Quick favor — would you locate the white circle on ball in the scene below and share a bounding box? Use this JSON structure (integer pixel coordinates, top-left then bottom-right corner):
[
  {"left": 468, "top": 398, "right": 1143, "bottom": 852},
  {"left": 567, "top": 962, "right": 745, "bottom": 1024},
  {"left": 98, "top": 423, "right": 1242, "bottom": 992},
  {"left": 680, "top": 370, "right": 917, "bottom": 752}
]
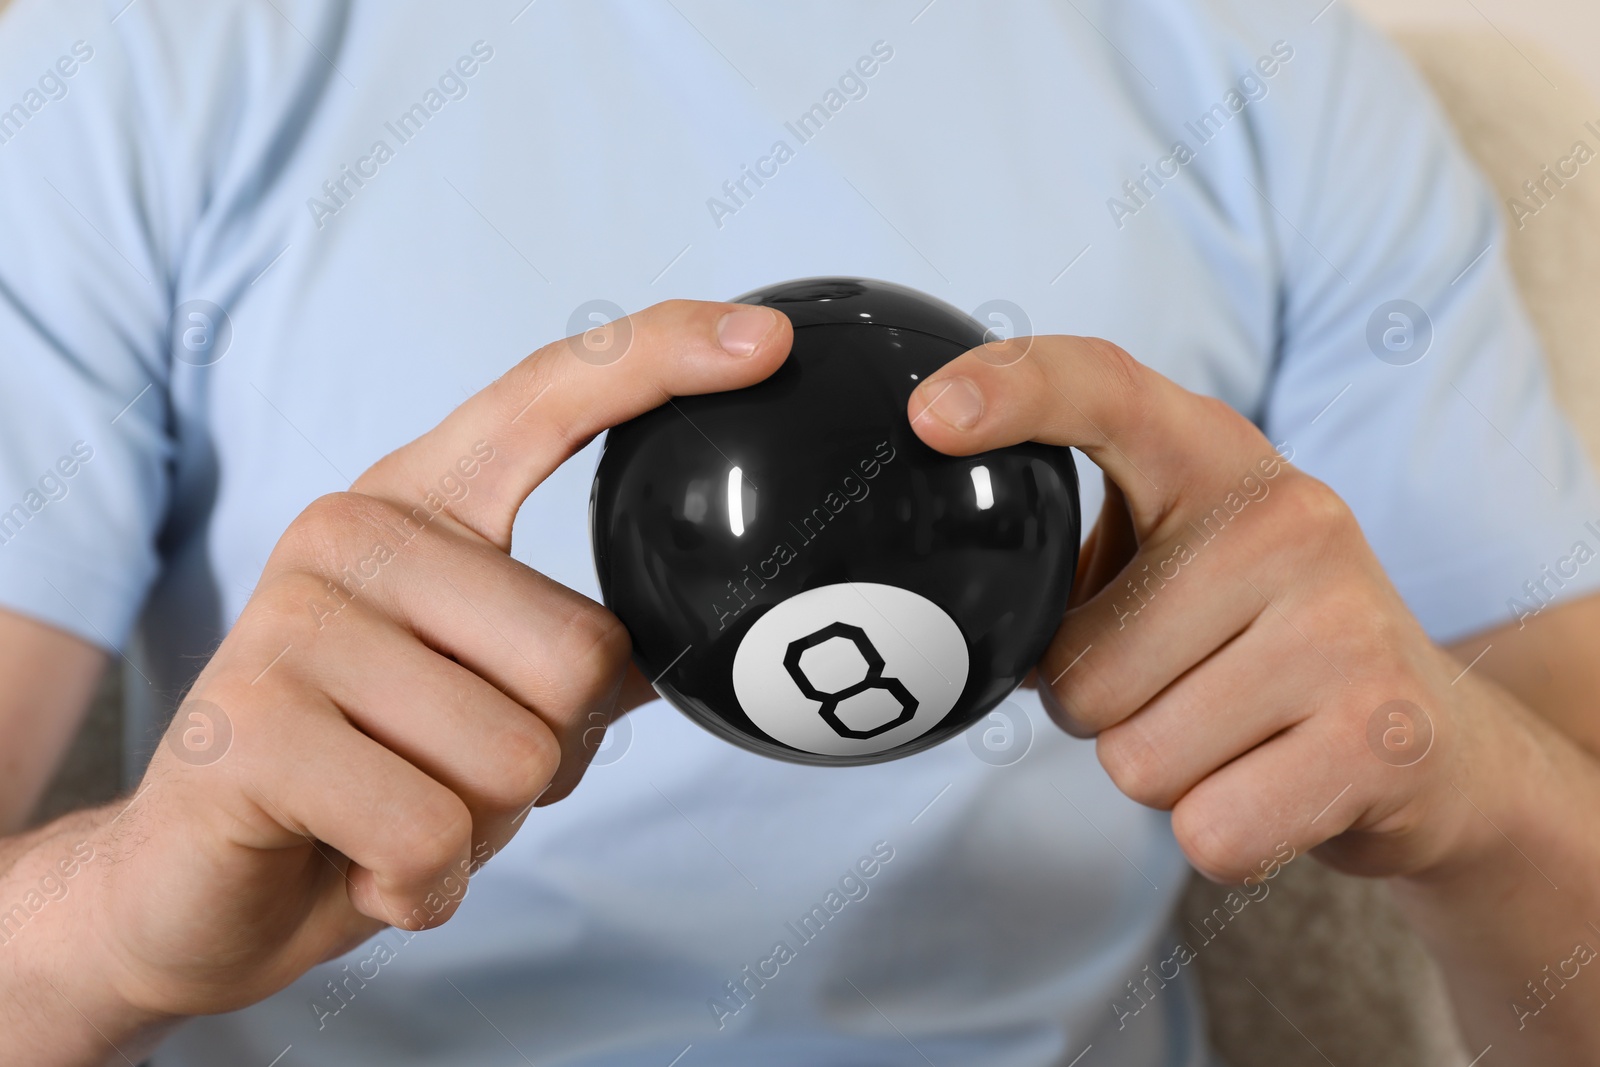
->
[{"left": 731, "top": 582, "right": 970, "bottom": 757}]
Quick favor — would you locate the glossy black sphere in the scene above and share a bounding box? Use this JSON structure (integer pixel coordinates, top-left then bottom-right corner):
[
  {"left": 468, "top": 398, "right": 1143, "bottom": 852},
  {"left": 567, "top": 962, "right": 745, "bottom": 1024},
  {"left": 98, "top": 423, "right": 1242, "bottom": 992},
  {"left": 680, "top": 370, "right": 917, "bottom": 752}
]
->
[{"left": 590, "top": 278, "right": 1079, "bottom": 766}]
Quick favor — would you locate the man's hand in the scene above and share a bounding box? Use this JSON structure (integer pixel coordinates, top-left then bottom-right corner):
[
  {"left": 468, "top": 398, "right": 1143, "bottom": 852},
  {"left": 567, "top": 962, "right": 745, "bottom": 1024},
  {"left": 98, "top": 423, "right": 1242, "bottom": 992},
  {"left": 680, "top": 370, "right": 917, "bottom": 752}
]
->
[
  {"left": 18, "top": 300, "right": 790, "bottom": 1046},
  {"left": 909, "top": 336, "right": 1600, "bottom": 1060},
  {"left": 910, "top": 335, "right": 1485, "bottom": 878}
]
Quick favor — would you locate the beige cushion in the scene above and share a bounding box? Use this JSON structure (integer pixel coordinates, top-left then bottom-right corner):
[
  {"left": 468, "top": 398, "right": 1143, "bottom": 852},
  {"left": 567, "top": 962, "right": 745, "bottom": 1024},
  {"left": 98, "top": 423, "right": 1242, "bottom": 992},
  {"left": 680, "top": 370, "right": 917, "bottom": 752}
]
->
[
  {"left": 1183, "top": 861, "right": 1467, "bottom": 1065},
  {"left": 1396, "top": 30, "right": 1600, "bottom": 469},
  {"left": 1189, "top": 28, "right": 1600, "bottom": 1067}
]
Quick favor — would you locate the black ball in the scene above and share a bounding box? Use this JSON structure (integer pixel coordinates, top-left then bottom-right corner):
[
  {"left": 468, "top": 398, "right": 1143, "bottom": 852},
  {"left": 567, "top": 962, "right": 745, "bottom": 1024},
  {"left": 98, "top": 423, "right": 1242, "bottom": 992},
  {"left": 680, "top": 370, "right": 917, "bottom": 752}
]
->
[{"left": 590, "top": 277, "right": 1080, "bottom": 766}]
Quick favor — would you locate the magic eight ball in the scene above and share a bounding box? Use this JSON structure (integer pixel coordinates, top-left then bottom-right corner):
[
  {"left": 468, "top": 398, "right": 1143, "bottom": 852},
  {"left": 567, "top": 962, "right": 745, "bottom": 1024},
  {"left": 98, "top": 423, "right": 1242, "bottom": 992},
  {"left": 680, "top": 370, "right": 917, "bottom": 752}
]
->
[{"left": 590, "top": 277, "right": 1080, "bottom": 766}]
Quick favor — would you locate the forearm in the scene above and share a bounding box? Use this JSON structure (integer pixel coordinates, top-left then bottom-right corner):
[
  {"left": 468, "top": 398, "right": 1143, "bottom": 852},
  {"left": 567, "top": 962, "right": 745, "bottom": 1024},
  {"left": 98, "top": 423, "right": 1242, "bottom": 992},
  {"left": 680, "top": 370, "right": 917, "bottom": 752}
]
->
[
  {"left": 1389, "top": 684, "right": 1600, "bottom": 1062},
  {"left": 0, "top": 804, "right": 178, "bottom": 1066},
  {"left": 0, "top": 615, "right": 108, "bottom": 835}
]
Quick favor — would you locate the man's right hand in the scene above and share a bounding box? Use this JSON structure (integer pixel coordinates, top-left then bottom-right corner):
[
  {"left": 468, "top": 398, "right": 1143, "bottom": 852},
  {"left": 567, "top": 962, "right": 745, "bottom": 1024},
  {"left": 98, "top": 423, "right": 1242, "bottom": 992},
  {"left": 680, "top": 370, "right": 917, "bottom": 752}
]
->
[{"left": 10, "top": 300, "right": 790, "bottom": 1046}]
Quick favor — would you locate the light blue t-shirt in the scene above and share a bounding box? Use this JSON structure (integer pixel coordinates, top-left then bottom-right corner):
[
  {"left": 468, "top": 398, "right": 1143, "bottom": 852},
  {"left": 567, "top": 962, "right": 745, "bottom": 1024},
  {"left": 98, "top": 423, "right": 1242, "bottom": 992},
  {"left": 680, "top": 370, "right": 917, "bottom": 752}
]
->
[{"left": 2, "top": 1, "right": 1597, "bottom": 1064}]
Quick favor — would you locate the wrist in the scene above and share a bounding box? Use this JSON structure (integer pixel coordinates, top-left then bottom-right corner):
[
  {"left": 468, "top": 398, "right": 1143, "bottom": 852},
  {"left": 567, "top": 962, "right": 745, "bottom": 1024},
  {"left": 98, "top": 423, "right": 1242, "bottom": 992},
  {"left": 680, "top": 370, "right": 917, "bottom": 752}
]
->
[
  {"left": 1400, "top": 678, "right": 1584, "bottom": 891},
  {"left": 1384, "top": 682, "right": 1600, "bottom": 1061},
  {"left": 0, "top": 807, "right": 179, "bottom": 1066}
]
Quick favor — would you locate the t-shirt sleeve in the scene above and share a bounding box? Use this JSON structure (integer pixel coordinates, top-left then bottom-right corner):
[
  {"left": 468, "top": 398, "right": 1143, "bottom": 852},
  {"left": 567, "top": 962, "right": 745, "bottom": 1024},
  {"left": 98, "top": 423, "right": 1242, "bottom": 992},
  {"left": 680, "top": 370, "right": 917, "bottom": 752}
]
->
[
  {"left": 1240, "top": 5, "right": 1600, "bottom": 643},
  {"left": 0, "top": 0, "right": 330, "bottom": 651},
  {"left": 0, "top": 1, "right": 178, "bottom": 650}
]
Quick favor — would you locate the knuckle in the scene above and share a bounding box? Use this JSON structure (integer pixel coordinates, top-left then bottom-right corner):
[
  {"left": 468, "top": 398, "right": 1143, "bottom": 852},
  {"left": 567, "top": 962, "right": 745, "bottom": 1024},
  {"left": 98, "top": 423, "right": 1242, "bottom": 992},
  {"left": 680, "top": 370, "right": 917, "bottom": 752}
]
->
[
  {"left": 279, "top": 492, "right": 399, "bottom": 568},
  {"left": 1051, "top": 662, "right": 1122, "bottom": 735},
  {"left": 1041, "top": 686, "right": 1097, "bottom": 738},
  {"left": 1096, "top": 724, "right": 1175, "bottom": 808},
  {"left": 247, "top": 569, "right": 331, "bottom": 630},
  {"left": 394, "top": 795, "right": 473, "bottom": 884},
  {"left": 624, "top": 298, "right": 695, "bottom": 343},
  {"left": 492, "top": 344, "right": 562, "bottom": 426},
  {"left": 1082, "top": 335, "right": 1140, "bottom": 385},
  {"left": 301, "top": 490, "right": 396, "bottom": 533},
  {"left": 560, "top": 604, "right": 632, "bottom": 694},
  {"left": 978, "top": 336, "right": 1030, "bottom": 367},
  {"left": 480, "top": 720, "right": 560, "bottom": 810},
  {"left": 1284, "top": 475, "right": 1355, "bottom": 542},
  {"left": 1192, "top": 392, "right": 1229, "bottom": 419},
  {"left": 651, "top": 297, "right": 699, "bottom": 321},
  {"left": 1081, "top": 337, "right": 1148, "bottom": 420},
  {"left": 1195, "top": 394, "right": 1249, "bottom": 439},
  {"left": 1171, "top": 800, "right": 1251, "bottom": 881}
]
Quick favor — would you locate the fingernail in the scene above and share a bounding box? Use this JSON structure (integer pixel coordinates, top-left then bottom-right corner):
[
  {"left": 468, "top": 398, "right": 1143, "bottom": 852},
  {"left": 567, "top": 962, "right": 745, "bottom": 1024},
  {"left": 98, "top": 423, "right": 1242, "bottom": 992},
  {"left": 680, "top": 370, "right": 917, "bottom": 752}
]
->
[
  {"left": 716, "top": 306, "right": 776, "bottom": 357},
  {"left": 915, "top": 376, "right": 984, "bottom": 430}
]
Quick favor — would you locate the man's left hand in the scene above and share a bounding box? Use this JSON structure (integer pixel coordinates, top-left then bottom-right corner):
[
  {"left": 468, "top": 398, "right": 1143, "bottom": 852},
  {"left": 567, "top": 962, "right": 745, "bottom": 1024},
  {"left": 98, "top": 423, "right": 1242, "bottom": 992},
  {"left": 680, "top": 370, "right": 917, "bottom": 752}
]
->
[{"left": 908, "top": 334, "right": 1511, "bottom": 883}]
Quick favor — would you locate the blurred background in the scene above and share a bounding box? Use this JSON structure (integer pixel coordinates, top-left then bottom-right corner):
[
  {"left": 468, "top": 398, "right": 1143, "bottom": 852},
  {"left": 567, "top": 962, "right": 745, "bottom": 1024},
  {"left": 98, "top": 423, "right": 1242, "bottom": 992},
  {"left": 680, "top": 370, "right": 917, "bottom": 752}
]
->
[{"left": 1353, "top": 0, "right": 1600, "bottom": 95}]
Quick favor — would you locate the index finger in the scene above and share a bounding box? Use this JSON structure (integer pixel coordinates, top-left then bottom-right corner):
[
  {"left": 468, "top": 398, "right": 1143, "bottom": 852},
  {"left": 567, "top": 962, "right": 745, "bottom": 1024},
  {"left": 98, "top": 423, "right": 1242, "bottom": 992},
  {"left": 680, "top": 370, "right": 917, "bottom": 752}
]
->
[
  {"left": 354, "top": 299, "right": 791, "bottom": 549},
  {"left": 905, "top": 336, "right": 1279, "bottom": 541}
]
